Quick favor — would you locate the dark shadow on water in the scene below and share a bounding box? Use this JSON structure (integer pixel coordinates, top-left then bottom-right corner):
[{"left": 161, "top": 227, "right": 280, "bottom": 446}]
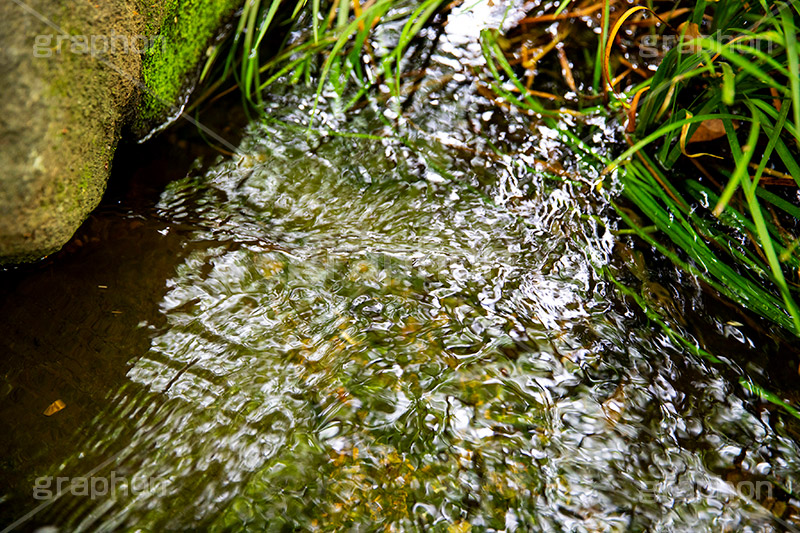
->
[{"left": 0, "top": 94, "right": 248, "bottom": 528}]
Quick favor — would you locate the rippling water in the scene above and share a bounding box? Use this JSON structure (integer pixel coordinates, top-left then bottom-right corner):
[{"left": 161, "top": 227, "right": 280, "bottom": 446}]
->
[{"left": 2, "top": 2, "right": 800, "bottom": 531}]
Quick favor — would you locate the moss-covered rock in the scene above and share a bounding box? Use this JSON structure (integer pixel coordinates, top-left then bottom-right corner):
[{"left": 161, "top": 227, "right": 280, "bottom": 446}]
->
[
  {"left": 135, "top": 0, "right": 242, "bottom": 136},
  {"left": 0, "top": 0, "right": 241, "bottom": 263}
]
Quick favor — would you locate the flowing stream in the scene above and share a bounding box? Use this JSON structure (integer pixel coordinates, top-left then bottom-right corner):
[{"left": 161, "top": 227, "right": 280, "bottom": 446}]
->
[{"left": 2, "top": 3, "right": 800, "bottom": 531}]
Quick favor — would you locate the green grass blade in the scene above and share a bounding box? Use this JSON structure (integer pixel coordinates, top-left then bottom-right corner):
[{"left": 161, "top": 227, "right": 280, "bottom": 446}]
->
[
  {"left": 736, "top": 114, "right": 800, "bottom": 333},
  {"left": 740, "top": 379, "right": 800, "bottom": 420},
  {"left": 721, "top": 61, "right": 735, "bottom": 105},
  {"left": 779, "top": 3, "right": 800, "bottom": 145}
]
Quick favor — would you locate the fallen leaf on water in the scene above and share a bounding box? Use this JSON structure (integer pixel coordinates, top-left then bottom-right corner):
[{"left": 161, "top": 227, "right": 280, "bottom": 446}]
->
[
  {"left": 448, "top": 521, "right": 472, "bottom": 533},
  {"left": 43, "top": 399, "right": 66, "bottom": 416},
  {"left": 602, "top": 383, "right": 627, "bottom": 427},
  {"left": 602, "top": 397, "right": 625, "bottom": 427}
]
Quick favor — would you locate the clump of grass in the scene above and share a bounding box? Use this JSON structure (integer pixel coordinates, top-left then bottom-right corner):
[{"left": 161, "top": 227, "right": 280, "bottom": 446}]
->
[
  {"left": 192, "top": 0, "right": 447, "bottom": 116},
  {"left": 475, "top": 0, "right": 800, "bottom": 429},
  {"left": 600, "top": 0, "right": 800, "bottom": 336},
  {"left": 488, "top": 0, "right": 800, "bottom": 338}
]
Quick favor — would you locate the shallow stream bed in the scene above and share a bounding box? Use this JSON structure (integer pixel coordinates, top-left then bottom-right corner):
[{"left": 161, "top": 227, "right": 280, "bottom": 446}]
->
[{"left": 2, "top": 4, "right": 800, "bottom": 531}]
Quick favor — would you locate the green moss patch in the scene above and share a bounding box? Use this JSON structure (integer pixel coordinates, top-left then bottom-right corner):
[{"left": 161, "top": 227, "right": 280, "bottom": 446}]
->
[{"left": 135, "top": 0, "right": 242, "bottom": 134}]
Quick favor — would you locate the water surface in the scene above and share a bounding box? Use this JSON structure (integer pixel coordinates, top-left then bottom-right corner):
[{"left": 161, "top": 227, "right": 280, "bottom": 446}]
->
[{"left": 2, "top": 4, "right": 800, "bottom": 531}]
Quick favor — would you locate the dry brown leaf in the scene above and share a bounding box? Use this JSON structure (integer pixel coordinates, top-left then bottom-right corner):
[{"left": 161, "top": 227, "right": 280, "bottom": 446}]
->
[
  {"left": 688, "top": 119, "right": 730, "bottom": 143},
  {"left": 680, "top": 112, "right": 724, "bottom": 159},
  {"left": 43, "top": 399, "right": 66, "bottom": 416},
  {"left": 678, "top": 21, "right": 704, "bottom": 54},
  {"left": 678, "top": 21, "right": 702, "bottom": 40}
]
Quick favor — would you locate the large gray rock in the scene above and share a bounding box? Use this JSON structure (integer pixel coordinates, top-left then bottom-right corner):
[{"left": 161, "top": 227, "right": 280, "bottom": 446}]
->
[{"left": 0, "top": 0, "right": 241, "bottom": 263}]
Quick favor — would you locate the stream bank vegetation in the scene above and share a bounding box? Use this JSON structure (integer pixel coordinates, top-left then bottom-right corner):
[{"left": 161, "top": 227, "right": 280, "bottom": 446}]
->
[{"left": 191, "top": 0, "right": 800, "bottom": 413}]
